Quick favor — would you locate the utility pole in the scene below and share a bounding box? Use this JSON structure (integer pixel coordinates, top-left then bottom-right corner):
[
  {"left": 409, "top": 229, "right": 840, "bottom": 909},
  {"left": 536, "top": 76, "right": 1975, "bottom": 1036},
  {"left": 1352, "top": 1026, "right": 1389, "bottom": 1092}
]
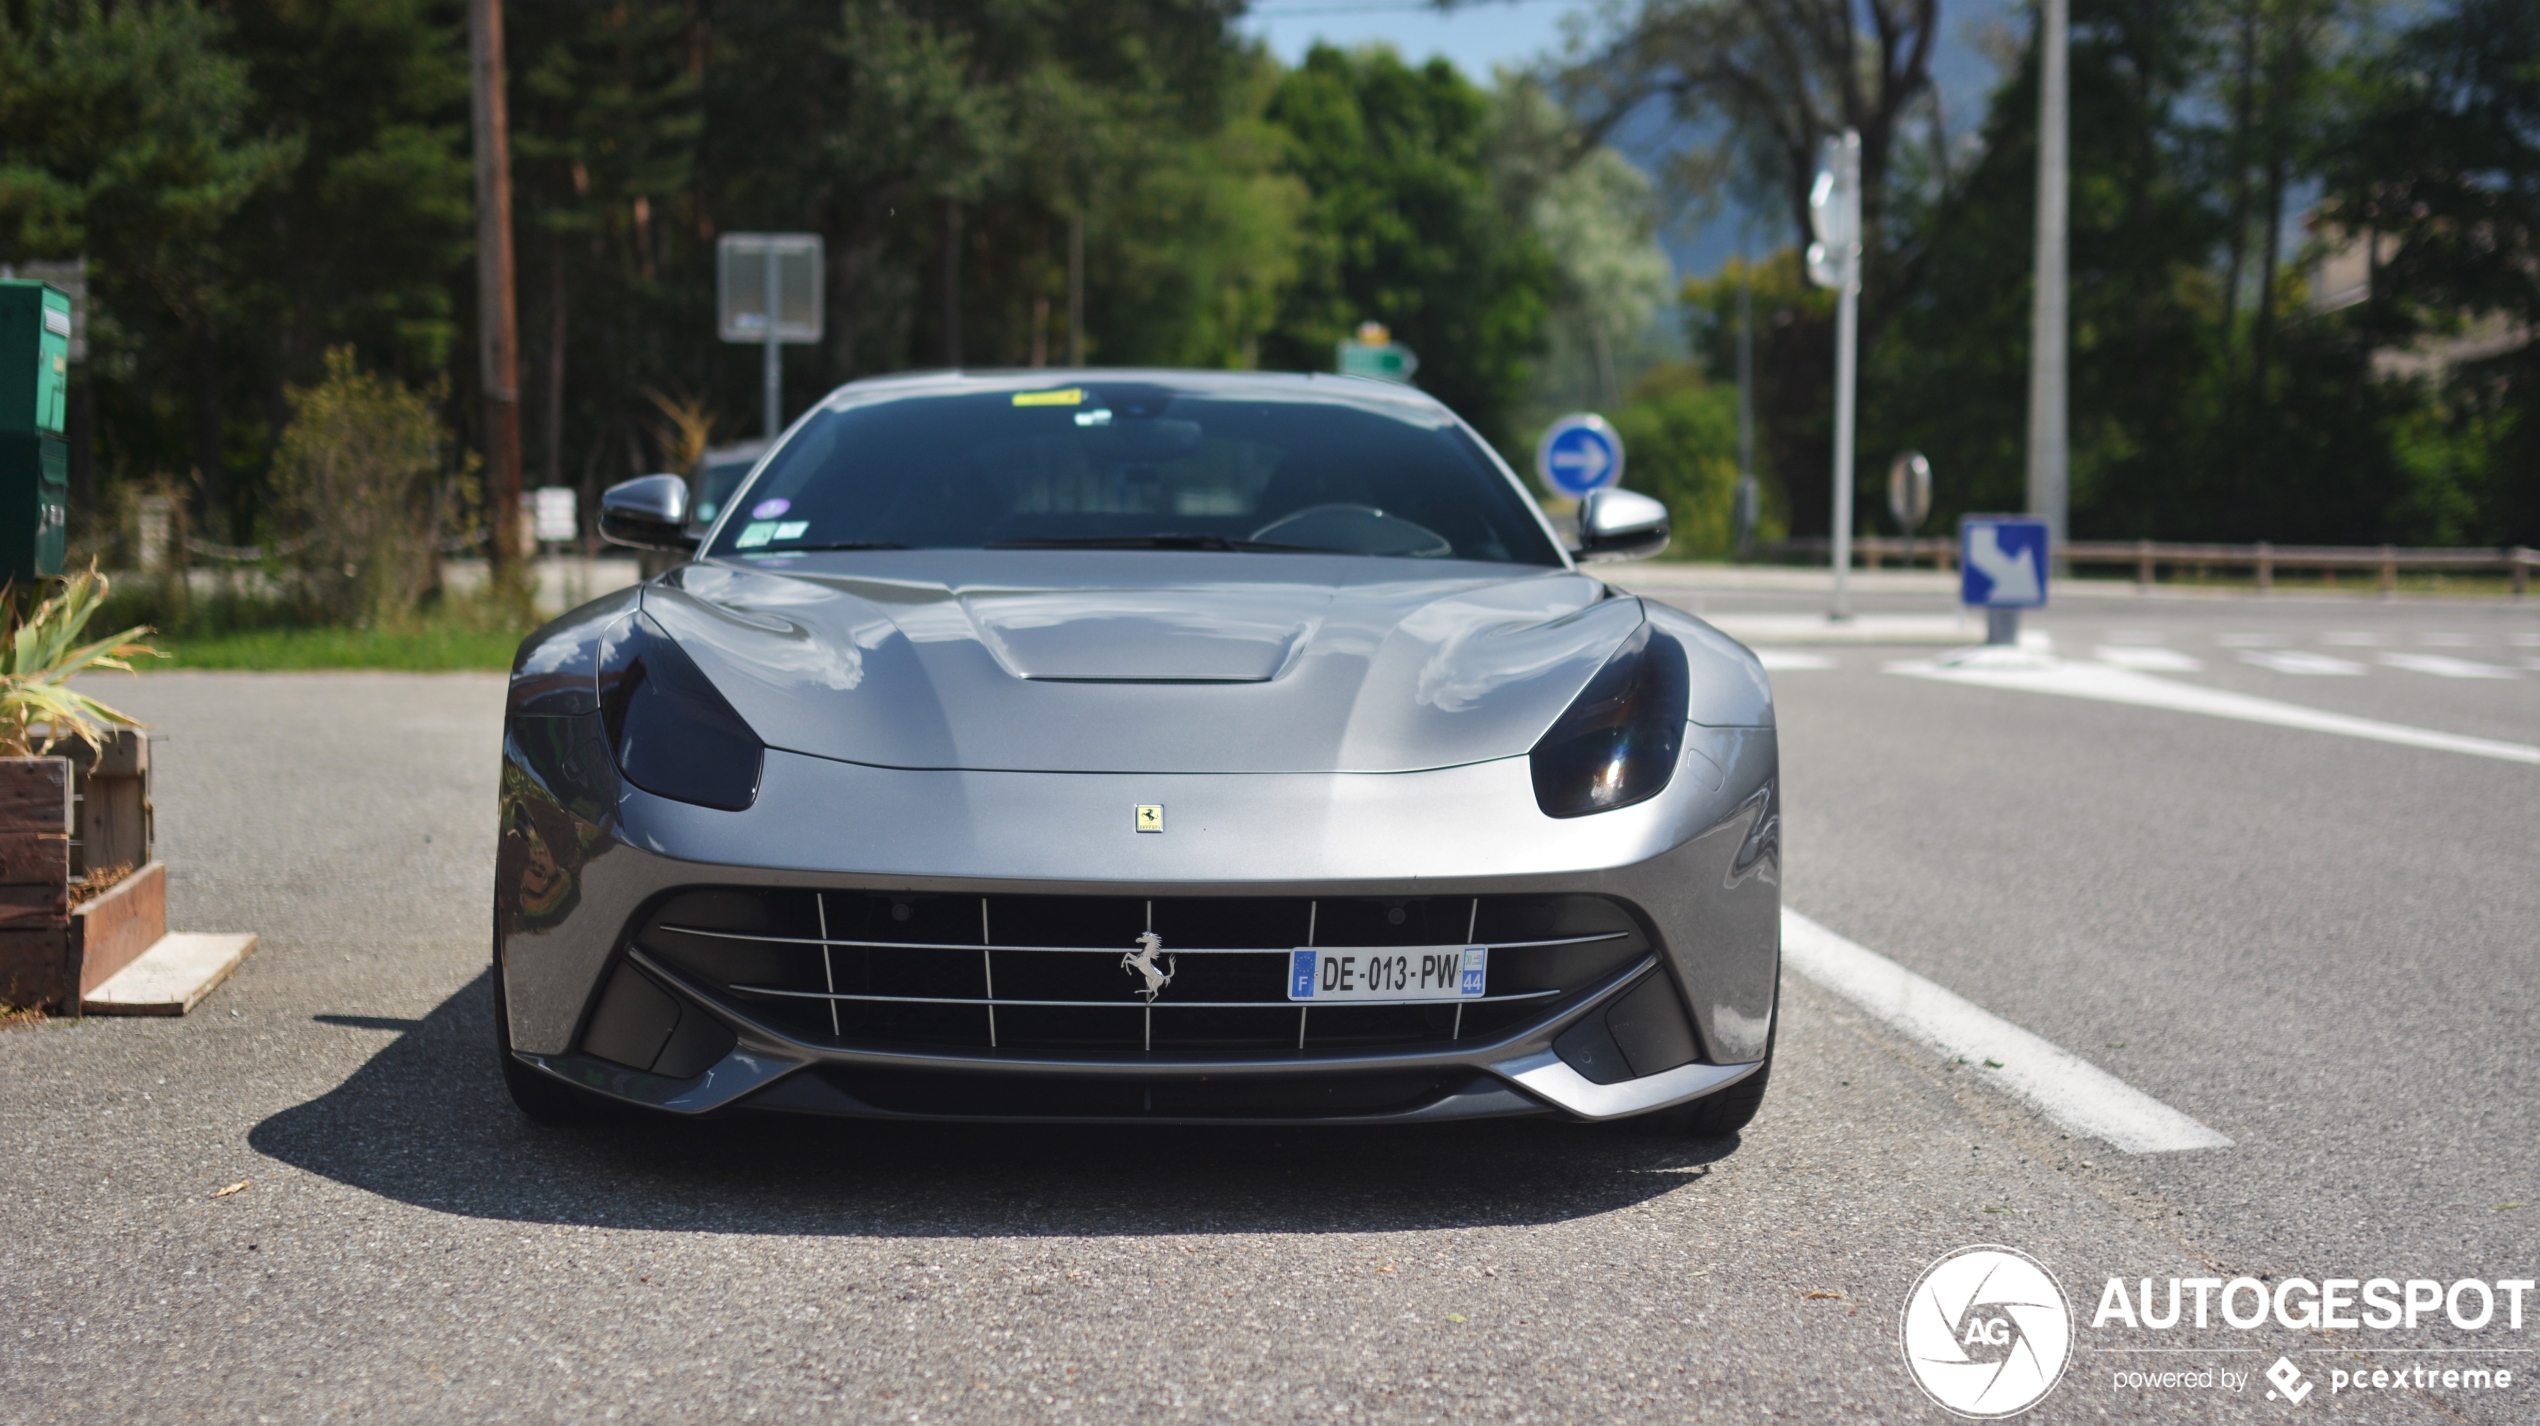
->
[
  {"left": 2025, "top": 0, "right": 2070, "bottom": 547},
  {"left": 469, "top": 0, "right": 524, "bottom": 580},
  {"left": 1807, "top": 131, "right": 1864, "bottom": 622},
  {"left": 1066, "top": 212, "right": 1085, "bottom": 367},
  {"left": 1734, "top": 268, "right": 1756, "bottom": 555},
  {"left": 941, "top": 198, "right": 962, "bottom": 368}
]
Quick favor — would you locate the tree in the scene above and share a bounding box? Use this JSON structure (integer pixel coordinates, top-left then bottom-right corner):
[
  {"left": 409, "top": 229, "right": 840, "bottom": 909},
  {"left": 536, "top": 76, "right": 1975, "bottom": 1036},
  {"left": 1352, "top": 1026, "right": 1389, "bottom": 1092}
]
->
[
  {"left": 269, "top": 347, "right": 457, "bottom": 626},
  {"left": 2317, "top": 0, "right": 2540, "bottom": 543},
  {"left": 1496, "top": 77, "right": 1675, "bottom": 415},
  {"left": 0, "top": 1, "right": 300, "bottom": 537},
  {"left": 1262, "top": 44, "right": 1555, "bottom": 448},
  {"left": 1607, "top": 362, "right": 1746, "bottom": 554},
  {"left": 1560, "top": 0, "right": 1942, "bottom": 287}
]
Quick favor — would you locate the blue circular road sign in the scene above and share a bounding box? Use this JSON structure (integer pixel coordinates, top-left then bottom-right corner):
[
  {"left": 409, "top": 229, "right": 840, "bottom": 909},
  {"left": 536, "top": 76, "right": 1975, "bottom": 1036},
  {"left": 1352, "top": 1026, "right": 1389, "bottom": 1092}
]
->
[{"left": 1536, "top": 413, "right": 1624, "bottom": 497}]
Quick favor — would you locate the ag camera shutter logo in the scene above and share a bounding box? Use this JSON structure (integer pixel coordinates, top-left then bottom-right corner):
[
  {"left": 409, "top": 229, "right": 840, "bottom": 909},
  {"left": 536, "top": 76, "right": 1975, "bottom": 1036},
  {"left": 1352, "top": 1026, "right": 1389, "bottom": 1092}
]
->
[{"left": 1901, "top": 1246, "right": 2074, "bottom": 1417}]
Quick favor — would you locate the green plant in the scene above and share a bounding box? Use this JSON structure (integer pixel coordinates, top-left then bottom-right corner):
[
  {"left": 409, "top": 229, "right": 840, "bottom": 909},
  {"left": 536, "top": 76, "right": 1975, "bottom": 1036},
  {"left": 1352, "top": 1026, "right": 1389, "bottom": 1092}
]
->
[
  {"left": 269, "top": 347, "right": 454, "bottom": 627},
  {"left": 0, "top": 567, "right": 161, "bottom": 759}
]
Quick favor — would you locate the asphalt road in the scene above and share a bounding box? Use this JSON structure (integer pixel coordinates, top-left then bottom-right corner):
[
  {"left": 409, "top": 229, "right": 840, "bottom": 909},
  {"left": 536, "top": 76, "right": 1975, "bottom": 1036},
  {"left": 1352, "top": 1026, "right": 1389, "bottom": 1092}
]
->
[{"left": 3, "top": 578, "right": 2533, "bottom": 1424}]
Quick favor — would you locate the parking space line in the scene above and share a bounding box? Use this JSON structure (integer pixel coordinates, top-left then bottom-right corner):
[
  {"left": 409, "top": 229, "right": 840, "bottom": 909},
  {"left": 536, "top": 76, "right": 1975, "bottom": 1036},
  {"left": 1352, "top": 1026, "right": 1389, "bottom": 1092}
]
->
[
  {"left": 2378, "top": 652, "right": 2520, "bottom": 679},
  {"left": 2093, "top": 645, "right": 2203, "bottom": 672},
  {"left": 1781, "top": 909, "right": 2234, "bottom": 1154},
  {"left": 2239, "top": 649, "right": 2365, "bottom": 675},
  {"left": 1751, "top": 649, "right": 1836, "bottom": 670},
  {"left": 1886, "top": 657, "right": 2540, "bottom": 764}
]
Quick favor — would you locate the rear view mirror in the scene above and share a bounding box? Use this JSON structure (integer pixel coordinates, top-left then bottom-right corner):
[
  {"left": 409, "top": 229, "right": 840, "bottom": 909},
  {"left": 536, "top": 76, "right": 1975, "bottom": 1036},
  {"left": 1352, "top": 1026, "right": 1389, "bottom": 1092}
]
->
[
  {"left": 1570, "top": 488, "right": 1670, "bottom": 563},
  {"left": 599, "top": 474, "right": 699, "bottom": 553}
]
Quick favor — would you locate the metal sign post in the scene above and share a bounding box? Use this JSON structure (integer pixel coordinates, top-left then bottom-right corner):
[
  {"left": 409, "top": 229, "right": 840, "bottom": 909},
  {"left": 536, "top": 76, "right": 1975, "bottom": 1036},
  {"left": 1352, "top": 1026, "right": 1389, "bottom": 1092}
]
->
[
  {"left": 1807, "top": 131, "right": 1863, "bottom": 622},
  {"left": 718, "top": 234, "right": 824, "bottom": 440},
  {"left": 1959, "top": 514, "right": 2051, "bottom": 645}
]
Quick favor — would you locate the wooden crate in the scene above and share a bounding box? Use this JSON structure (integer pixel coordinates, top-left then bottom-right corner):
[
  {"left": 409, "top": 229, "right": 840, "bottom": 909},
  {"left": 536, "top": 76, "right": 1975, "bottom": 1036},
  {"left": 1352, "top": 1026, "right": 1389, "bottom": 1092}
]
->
[
  {"left": 61, "top": 728, "right": 153, "bottom": 879},
  {"left": 0, "top": 734, "right": 163, "bottom": 1012}
]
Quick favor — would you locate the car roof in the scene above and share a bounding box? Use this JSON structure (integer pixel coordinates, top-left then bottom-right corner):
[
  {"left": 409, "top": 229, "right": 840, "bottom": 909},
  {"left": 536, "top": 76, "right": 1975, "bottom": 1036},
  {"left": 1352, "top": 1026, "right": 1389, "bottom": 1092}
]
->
[{"left": 810, "top": 368, "right": 1455, "bottom": 419}]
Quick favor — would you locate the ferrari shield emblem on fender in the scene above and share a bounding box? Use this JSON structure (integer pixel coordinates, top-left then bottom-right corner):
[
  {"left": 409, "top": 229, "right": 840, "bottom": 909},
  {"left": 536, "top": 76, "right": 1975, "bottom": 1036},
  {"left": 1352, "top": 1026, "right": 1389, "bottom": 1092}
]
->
[{"left": 1135, "top": 804, "right": 1164, "bottom": 833}]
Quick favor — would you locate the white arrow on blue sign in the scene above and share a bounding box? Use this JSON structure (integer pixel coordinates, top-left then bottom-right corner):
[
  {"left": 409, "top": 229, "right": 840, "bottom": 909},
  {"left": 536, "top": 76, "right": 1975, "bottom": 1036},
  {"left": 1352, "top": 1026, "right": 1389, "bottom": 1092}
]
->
[
  {"left": 1535, "top": 413, "right": 1624, "bottom": 497},
  {"left": 1959, "top": 516, "right": 2051, "bottom": 608}
]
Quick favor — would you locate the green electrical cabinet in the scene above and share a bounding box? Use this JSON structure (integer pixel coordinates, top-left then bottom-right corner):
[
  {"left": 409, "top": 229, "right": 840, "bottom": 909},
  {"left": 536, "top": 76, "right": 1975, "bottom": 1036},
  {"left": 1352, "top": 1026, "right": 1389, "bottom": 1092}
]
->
[{"left": 0, "top": 280, "right": 71, "bottom": 581}]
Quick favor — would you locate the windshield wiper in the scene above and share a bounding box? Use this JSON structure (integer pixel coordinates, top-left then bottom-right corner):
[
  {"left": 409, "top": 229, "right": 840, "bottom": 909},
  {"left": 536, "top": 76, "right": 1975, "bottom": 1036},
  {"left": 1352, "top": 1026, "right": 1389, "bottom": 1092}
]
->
[
  {"left": 984, "top": 533, "right": 1322, "bottom": 553},
  {"left": 756, "top": 540, "right": 910, "bottom": 552}
]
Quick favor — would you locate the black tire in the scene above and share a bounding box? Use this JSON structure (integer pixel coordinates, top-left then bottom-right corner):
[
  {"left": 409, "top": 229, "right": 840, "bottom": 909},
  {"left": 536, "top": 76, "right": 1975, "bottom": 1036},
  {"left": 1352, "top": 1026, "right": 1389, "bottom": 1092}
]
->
[
  {"left": 501, "top": 1048, "right": 606, "bottom": 1124},
  {"left": 1642, "top": 1019, "right": 1775, "bottom": 1138}
]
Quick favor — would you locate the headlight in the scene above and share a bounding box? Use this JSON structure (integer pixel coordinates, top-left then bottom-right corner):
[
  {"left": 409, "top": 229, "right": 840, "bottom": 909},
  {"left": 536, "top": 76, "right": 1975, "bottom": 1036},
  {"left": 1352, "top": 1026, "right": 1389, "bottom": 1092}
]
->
[
  {"left": 598, "top": 613, "right": 765, "bottom": 811},
  {"left": 1529, "top": 621, "right": 1689, "bottom": 818}
]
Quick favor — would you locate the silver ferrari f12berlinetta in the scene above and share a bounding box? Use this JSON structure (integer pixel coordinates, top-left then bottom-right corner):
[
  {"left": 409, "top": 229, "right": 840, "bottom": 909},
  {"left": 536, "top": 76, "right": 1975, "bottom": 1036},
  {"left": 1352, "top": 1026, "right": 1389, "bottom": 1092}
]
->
[{"left": 495, "top": 370, "right": 1779, "bottom": 1134}]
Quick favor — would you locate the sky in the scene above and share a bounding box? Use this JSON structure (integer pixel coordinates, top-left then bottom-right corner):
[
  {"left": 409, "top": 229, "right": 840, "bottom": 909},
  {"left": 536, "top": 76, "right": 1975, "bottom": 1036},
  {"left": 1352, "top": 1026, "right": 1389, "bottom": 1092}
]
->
[{"left": 1240, "top": 0, "right": 2024, "bottom": 278}]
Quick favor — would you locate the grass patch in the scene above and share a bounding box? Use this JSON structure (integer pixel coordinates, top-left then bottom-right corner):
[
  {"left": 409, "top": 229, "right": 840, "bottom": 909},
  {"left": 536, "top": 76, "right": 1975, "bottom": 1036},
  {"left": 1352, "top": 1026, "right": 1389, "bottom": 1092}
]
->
[{"left": 139, "top": 622, "right": 532, "bottom": 671}]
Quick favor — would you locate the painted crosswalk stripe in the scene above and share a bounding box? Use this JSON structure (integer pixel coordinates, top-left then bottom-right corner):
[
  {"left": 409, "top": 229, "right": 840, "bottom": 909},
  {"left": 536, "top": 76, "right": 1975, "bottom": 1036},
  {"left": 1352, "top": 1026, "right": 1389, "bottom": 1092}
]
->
[
  {"left": 1886, "top": 657, "right": 2540, "bottom": 765},
  {"left": 1780, "top": 909, "right": 2234, "bottom": 1154}
]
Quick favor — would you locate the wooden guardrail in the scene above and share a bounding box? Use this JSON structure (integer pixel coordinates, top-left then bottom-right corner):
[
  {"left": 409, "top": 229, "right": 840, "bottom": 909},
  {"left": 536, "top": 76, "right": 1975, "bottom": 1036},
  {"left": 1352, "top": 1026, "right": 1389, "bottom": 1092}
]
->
[{"left": 1759, "top": 537, "right": 2538, "bottom": 596}]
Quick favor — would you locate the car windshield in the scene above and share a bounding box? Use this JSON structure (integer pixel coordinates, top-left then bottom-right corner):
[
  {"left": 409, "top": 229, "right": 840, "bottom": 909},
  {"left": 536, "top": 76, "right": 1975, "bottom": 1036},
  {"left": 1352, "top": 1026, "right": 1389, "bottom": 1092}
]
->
[{"left": 704, "top": 382, "right": 1563, "bottom": 566}]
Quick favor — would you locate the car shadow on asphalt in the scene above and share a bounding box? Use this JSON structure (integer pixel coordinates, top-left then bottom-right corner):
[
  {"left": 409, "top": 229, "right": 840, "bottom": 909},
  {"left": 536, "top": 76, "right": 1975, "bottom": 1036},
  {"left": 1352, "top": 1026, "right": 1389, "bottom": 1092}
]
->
[{"left": 251, "top": 972, "right": 1742, "bottom": 1237}]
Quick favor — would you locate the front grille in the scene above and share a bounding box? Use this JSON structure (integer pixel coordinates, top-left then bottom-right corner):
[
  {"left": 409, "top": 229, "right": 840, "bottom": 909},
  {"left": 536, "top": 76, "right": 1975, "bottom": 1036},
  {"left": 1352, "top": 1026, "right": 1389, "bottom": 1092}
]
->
[
  {"left": 631, "top": 890, "right": 1651, "bottom": 1059},
  {"left": 809, "top": 1066, "right": 1472, "bottom": 1119}
]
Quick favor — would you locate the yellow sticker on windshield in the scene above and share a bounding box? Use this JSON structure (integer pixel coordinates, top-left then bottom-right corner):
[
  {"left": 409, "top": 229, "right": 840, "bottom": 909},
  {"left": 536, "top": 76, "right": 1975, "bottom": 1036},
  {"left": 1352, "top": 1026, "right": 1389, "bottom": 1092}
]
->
[{"left": 1011, "top": 388, "right": 1083, "bottom": 407}]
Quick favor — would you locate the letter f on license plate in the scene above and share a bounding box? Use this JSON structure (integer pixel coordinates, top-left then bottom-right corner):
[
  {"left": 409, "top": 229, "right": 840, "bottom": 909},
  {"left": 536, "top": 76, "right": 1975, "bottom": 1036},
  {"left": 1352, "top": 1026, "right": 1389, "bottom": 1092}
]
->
[{"left": 1287, "top": 946, "right": 1487, "bottom": 1003}]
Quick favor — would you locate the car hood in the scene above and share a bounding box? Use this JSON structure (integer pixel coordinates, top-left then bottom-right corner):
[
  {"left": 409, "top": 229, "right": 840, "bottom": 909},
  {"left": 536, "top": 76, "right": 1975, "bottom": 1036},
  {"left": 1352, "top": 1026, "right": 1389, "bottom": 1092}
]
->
[{"left": 639, "top": 551, "right": 1767, "bottom": 774}]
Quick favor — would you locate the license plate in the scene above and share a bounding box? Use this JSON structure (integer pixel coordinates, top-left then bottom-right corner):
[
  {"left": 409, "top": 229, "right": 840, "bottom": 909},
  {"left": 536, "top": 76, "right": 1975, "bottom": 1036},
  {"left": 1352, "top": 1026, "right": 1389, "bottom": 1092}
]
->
[{"left": 1287, "top": 946, "right": 1486, "bottom": 1003}]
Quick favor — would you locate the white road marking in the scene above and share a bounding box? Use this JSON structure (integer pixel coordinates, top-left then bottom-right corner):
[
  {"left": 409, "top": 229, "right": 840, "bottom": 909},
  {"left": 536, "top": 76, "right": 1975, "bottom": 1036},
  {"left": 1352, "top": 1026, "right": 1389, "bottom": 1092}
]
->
[
  {"left": 2416, "top": 632, "right": 2475, "bottom": 647},
  {"left": 1752, "top": 648, "right": 1836, "bottom": 670},
  {"left": 1887, "top": 657, "right": 2540, "bottom": 764},
  {"left": 2103, "top": 630, "right": 2169, "bottom": 645},
  {"left": 2511, "top": 633, "right": 2540, "bottom": 648},
  {"left": 2320, "top": 631, "right": 2386, "bottom": 646},
  {"left": 2217, "top": 633, "right": 2287, "bottom": 647},
  {"left": 1780, "top": 909, "right": 2234, "bottom": 1154},
  {"left": 2378, "top": 652, "right": 2519, "bottom": 679},
  {"left": 2240, "top": 649, "right": 2366, "bottom": 675},
  {"left": 2093, "top": 645, "right": 2203, "bottom": 672}
]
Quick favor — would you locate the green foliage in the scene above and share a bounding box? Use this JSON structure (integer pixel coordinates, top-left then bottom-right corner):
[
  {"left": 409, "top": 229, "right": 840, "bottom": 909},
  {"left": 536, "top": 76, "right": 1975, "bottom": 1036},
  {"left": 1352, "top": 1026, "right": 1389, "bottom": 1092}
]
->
[
  {"left": 1606, "top": 364, "right": 1750, "bottom": 556},
  {"left": 0, "top": 567, "right": 159, "bottom": 758},
  {"left": 268, "top": 348, "right": 455, "bottom": 627},
  {"left": 1261, "top": 44, "right": 1556, "bottom": 449},
  {"left": 1682, "top": 252, "right": 1831, "bottom": 533},
  {"left": 1499, "top": 78, "right": 1678, "bottom": 420},
  {"left": 2, "top": 2, "right": 1637, "bottom": 550},
  {"left": 139, "top": 618, "right": 531, "bottom": 672},
  {"left": 1674, "top": 0, "right": 2540, "bottom": 547}
]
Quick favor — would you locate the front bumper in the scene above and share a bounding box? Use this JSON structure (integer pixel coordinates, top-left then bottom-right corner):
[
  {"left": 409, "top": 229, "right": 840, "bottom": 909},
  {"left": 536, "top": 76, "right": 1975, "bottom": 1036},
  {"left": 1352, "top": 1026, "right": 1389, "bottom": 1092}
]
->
[{"left": 496, "top": 713, "right": 1779, "bottom": 1124}]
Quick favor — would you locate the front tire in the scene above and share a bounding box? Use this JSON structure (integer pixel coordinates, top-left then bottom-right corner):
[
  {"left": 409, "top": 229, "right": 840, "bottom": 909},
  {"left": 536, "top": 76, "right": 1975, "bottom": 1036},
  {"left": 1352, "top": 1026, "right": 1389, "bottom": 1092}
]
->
[
  {"left": 492, "top": 957, "right": 604, "bottom": 1125},
  {"left": 1644, "top": 1018, "right": 1774, "bottom": 1138}
]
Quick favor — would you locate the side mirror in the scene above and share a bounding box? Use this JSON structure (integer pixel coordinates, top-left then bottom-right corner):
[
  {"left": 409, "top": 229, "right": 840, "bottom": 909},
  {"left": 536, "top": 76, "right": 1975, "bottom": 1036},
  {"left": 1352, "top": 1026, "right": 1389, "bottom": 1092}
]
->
[
  {"left": 1570, "top": 487, "right": 1670, "bottom": 563},
  {"left": 599, "top": 474, "right": 698, "bottom": 553}
]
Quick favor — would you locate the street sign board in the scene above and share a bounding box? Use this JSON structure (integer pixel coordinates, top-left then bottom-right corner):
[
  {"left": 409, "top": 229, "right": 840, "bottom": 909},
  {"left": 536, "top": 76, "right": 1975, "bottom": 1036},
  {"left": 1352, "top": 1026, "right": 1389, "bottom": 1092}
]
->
[
  {"left": 1535, "top": 412, "right": 1624, "bottom": 497},
  {"left": 1959, "top": 515, "right": 2050, "bottom": 607},
  {"left": 717, "top": 234, "right": 823, "bottom": 344},
  {"left": 530, "top": 486, "right": 578, "bottom": 544},
  {"left": 1335, "top": 322, "right": 1417, "bottom": 383}
]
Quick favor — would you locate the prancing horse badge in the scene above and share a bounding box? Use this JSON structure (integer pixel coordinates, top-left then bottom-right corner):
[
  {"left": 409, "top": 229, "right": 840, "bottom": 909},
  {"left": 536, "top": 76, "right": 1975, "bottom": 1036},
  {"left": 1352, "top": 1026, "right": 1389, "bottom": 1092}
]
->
[{"left": 1135, "top": 804, "right": 1164, "bottom": 833}]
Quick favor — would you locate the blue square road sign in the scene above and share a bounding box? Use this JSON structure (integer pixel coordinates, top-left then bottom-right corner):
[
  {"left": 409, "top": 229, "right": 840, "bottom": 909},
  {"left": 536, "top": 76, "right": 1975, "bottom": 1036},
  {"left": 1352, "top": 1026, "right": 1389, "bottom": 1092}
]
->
[{"left": 1959, "top": 516, "right": 2050, "bottom": 608}]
